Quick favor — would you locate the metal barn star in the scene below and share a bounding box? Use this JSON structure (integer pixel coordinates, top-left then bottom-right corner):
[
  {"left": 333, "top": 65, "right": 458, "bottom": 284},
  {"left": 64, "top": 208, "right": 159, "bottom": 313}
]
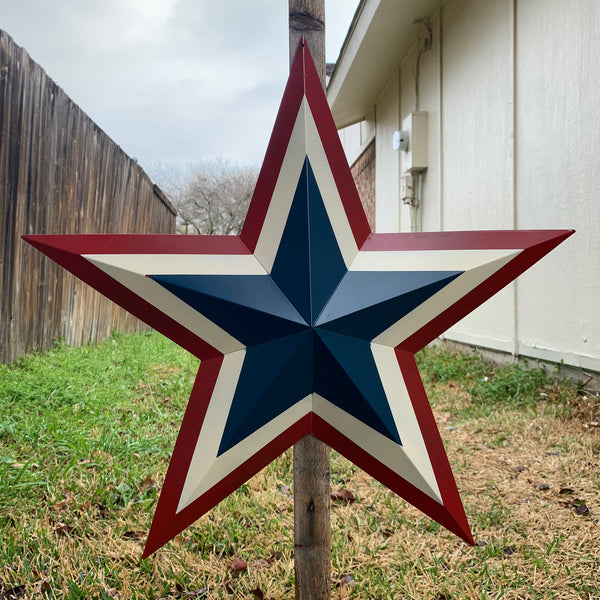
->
[{"left": 24, "top": 42, "right": 573, "bottom": 557}]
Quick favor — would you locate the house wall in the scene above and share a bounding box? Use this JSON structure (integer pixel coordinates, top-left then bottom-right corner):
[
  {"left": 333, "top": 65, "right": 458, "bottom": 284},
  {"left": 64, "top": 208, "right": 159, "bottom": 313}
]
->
[
  {"left": 438, "top": 0, "right": 517, "bottom": 355},
  {"left": 375, "top": 71, "right": 401, "bottom": 232},
  {"left": 337, "top": 0, "right": 600, "bottom": 373},
  {"left": 514, "top": 0, "right": 600, "bottom": 371}
]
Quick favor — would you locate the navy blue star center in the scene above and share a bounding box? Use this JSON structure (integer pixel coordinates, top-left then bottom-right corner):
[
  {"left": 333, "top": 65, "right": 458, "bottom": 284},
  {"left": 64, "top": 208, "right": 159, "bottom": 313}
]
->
[{"left": 150, "top": 159, "right": 462, "bottom": 455}]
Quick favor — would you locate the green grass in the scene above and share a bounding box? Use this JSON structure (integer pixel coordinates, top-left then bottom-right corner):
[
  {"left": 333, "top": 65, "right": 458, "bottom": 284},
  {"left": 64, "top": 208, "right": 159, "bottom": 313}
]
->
[
  {"left": 0, "top": 332, "right": 198, "bottom": 515},
  {"left": 416, "top": 345, "right": 572, "bottom": 419},
  {"left": 0, "top": 333, "right": 598, "bottom": 599}
]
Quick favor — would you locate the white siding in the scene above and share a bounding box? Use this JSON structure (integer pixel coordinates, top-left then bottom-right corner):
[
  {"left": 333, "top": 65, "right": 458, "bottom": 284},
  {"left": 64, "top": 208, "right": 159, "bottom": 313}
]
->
[
  {"left": 337, "top": 0, "right": 600, "bottom": 372},
  {"left": 441, "top": 0, "right": 515, "bottom": 231},
  {"left": 413, "top": 11, "right": 442, "bottom": 233},
  {"left": 439, "top": 0, "right": 516, "bottom": 354},
  {"left": 338, "top": 122, "right": 363, "bottom": 166},
  {"left": 515, "top": 0, "right": 600, "bottom": 370},
  {"left": 338, "top": 111, "right": 376, "bottom": 167},
  {"left": 375, "top": 71, "right": 400, "bottom": 232}
]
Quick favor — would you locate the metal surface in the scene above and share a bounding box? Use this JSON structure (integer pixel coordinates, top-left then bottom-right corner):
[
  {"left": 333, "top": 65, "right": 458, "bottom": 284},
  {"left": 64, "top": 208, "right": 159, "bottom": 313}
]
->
[{"left": 24, "top": 41, "right": 573, "bottom": 558}]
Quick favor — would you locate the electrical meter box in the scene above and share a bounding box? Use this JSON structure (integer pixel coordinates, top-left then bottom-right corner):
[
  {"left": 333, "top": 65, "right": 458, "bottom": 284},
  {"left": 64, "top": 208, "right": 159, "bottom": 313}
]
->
[{"left": 402, "top": 111, "right": 428, "bottom": 172}]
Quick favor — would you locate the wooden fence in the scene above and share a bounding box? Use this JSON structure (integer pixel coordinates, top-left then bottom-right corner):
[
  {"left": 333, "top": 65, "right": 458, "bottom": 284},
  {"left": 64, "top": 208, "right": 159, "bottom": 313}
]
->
[{"left": 0, "top": 30, "right": 177, "bottom": 364}]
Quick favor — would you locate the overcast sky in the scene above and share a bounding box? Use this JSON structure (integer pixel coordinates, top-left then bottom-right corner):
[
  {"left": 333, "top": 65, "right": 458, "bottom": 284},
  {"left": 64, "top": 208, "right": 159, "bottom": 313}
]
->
[{"left": 1, "top": 0, "right": 359, "bottom": 172}]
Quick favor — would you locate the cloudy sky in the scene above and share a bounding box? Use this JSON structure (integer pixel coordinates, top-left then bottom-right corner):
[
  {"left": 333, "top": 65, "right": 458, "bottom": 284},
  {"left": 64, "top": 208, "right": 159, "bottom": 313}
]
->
[{"left": 1, "top": 0, "right": 359, "bottom": 172}]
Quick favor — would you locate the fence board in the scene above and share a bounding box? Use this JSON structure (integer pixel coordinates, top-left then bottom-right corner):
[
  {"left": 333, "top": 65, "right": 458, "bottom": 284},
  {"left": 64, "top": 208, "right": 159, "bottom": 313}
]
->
[{"left": 0, "top": 30, "right": 176, "bottom": 363}]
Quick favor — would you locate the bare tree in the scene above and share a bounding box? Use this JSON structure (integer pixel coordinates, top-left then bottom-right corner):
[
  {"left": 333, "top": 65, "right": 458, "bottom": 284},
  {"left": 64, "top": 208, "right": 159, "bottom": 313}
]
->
[{"left": 150, "top": 159, "right": 258, "bottom": 235}]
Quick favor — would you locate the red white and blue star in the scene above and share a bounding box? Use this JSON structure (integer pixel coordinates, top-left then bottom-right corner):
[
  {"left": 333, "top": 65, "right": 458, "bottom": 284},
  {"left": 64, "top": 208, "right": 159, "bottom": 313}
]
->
[{"left": 24, "top": 41, "right": 573, "bottom": 557}]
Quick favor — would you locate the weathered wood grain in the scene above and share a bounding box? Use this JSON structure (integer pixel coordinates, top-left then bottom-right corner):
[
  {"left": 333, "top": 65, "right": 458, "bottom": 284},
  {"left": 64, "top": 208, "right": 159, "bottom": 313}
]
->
[
  {"left": 289, "top": 0, "right": 326, "bottom": 85},
  {"left": 0, "top": 29, "right": 176, "bottom": 364}
]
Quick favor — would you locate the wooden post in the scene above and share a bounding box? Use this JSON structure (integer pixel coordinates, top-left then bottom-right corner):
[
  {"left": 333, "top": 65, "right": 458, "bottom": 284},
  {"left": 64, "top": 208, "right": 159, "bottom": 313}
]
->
[
  {"left": 289, "top": 0, "right": 326, "bottom": 85},
  {"left": 289, "top": 3, "right": 331, "bottom": 599}
]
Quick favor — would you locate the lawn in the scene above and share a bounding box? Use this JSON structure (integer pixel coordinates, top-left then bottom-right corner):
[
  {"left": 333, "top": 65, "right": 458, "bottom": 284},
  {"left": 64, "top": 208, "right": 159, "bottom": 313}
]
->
[{"left": 0, "top": 331, "right": 598, "bottom": 599}]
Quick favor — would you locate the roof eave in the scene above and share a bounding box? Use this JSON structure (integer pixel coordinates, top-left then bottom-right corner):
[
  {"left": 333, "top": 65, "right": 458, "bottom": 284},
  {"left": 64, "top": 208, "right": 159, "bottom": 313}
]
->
[{"left": 327, "top": 0, "right": 443, "bottom": 129}]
